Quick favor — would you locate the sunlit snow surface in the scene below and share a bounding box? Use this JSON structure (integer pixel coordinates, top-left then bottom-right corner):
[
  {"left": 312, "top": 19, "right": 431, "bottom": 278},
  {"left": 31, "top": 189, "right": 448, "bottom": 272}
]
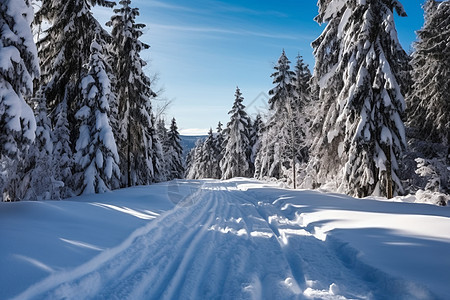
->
[{"left": 1, "top": 179, "right": 449, "bottom": 299}]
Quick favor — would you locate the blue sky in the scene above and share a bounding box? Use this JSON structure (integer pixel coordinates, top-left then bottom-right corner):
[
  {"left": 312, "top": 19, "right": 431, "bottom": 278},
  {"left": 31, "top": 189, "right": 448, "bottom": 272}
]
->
[{"left": 95, "top": 0, "right": 426, "bottom": 135}]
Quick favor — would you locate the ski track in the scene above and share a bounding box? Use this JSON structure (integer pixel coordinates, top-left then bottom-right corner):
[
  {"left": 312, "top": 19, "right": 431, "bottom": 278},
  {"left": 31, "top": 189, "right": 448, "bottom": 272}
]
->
[{"left": 12, "top": 180, "right": 434, "bottom": 300}]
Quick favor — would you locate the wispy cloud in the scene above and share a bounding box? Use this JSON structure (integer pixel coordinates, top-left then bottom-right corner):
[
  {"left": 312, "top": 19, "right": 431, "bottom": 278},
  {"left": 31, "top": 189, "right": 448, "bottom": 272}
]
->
[
  {"left": 206, "top": 0, "right": 288, "bottom": 18},
  {"left": 149, "top": 23, "right": 301, "bottom": 40},
  {"left": 142, "top": 0, "right": 199, "bottom": 12},
  {"left": 142, "top": 0, "right": 287, "bottom": 18}
]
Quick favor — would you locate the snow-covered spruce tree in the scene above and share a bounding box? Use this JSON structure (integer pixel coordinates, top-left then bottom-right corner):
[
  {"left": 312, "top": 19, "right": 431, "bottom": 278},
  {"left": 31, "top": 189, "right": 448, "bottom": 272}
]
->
[
  {"left": 255, "top": 51, "right": 307, "bottom": 187},
  {"left": 74, "top": 40, "right": 120, "bottom": 195},
  {"left": 185, "top": 139, "right": 204, "bottom": 179},
  {"left": 309, "top": 0, "right": 410, "bottom": 198},
  {"left": 23, "top": 89, "right": 62, "bottom": 200},
  {"left": 294, "top": 54, "right": 313, "bottom": 187},
  {"left": 107, "top": 0, "right": 160, "bottom": 187},
  {"left": 203, "top": 128, "right": 220, "bottom": 179},
  {"left": 250, "top": 114, "right": 263, "bottom": 171},
  {"left": 253, "top": 116, "right": 267, "bottom": 180},
  {"left": 184, "top": 131, "right": 215, "bottom": 179},
  {"left": 407, "top": 0, "right": 449, "bottom": 159},
  {"left": 294, "top": 54, "right": 313, "bottom": 138},
  {"left": 294, "top": 54, "right": 312, "bottom": 104},
  {"left": 156, "top": 118, "right": 169, "bottom": 152},
  {"left": 220, "top": 87, "right": 253, "bottom": 179},
  {"left": 52, "top": 99, "right": 75, "bottom": 198},
  {"left": 0, "top": 0, "right": 39, "bottom": 201},
  {"left": 147, "top": 113, "right": 167, "bottom": 183},
  {"left": 185, "top": 124, "right": 224, "bottom": 179},
  {"left": 213, "top": 121, "right": 224, "bottom": 179},
  {"left": 155, "top": 118, "right": 170, "bottom": 177},
  {"left": 165, "top": 118, "right": 184, "bottom": 180},
  {"left": 35, "top": 0, "right": 114, "bottom": 127},
  {"left": 184, "top": 147, "right": 195, "bottom": 179}
]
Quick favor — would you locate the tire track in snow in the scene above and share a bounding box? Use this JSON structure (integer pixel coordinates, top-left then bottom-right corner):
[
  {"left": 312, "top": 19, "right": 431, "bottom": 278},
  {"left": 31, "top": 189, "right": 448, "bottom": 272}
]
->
[
  {"left": 14, "top": 180, "right": 390, "bottom": 299},
  {"left": 13, "top": 183, "right": 215, "bottom": 300},
  {"left": 132, "top": 191, "right": 221, "bottom": 299},
  {"left": 246, "top": 188, "right": 398, "bottom": 299},
  {"left": 94, "top": 185, "right": 220, "bottom": 299},
  {"left": 173, "top": 190, "right": 244, "bottom": 299},
  {"left": 224, "top": 186, "right": 305, "bottom": 298}
]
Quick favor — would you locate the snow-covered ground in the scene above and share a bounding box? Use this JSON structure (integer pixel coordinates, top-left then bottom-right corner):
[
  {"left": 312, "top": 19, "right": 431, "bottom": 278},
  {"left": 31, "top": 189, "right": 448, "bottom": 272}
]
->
[{"left": 1, "top": 179, "right": 449, "bottom": 299}]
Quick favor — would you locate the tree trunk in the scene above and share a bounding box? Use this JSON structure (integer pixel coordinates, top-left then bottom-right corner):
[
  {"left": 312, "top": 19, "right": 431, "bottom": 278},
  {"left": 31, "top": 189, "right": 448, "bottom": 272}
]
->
[
  {"left": 385, "top": 145, "right": 393, "bottom": 199},
  {"left": 127, "top": 109, "right": 132, "bottom": 187},
  {"left": 292, "top": 136, "right": 296, "bottom": 189}
]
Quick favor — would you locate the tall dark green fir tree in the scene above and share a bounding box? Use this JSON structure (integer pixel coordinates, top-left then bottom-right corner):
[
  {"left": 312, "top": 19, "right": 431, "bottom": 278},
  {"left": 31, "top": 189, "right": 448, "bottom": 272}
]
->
[{"left": 107, "top": 0, "right": 162, "bottom": 186}]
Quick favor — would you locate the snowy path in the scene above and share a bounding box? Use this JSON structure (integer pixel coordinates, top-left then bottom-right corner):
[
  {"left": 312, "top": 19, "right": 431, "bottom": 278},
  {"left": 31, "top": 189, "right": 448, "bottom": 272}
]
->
[{"left": 10, "top": 180, "right": 447, "bottom": 299}]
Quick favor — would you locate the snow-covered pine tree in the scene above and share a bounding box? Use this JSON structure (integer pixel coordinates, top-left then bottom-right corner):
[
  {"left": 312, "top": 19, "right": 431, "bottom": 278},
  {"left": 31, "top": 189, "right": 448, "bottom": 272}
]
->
[
  {"left": 35, "top": 0, "right": 114, "bottom": 128},
  {"left": 293, "top": 54, "right": 312, "bottom": 186},
  {"left": 294, "top": 54, "right": 313, "bottom": 136},
  {"left": 255, "top": 50, "right": 306, "bottom": 187},
  {"left": 107, "top": 0, "right": 159, "bottom": 187},
  {"left": 185, "top": 139, "right": 204, "bottom": 179},
  {"left": 310, "top": 0, "right": 409, "bottom": 198},
  {"left": 0, "top": 0, "right": 39, "bottom": 201},
  {"left": 165, "top": 118, "right": 184, "bottom": 180},
  {"left": 250, "top": 114, "right": 263, "bottom": 170},
  {"left": 157, "top": 118, "right": 169, "bottom": 152},
  {"left": 185, "top": 147, "right": 195, "bottom": 179},
  {"left": 155, "top": 118, "right": 170, "bottom": 176},
  {"left": 294, "top": 54, "right": 312, "bottom": 102},
  {"left": 213, "top": 122, "right": 224, "bottom": 179},
  {"left": 253, "top": 115, "right": 267, "bottom": 180},
  {"left": 220, "top": 87, "right": 253, "bottom": 179},
  {"left": 24, "top": 89, "right": 62, "bottom": 200},
  {"left": 408, "top": 0, "right": 449, "bottom": 159},
  {"left": 52, "top": 99, "right": 74, "bottom": 198},
  {"left": 202, "top": 128, "right": 219, "bottom": 179},
  {"left": 185, "top": 125, "right": 224, "bottom": 179},
  {"left": 147, "top": 113, "right": 167, "bottom": 183},
  {"left": 74, "top": 40, "right": 120, "bottom": 195},
  {"left": 403, "top": 0, "right": 449, "bottom": 197}
]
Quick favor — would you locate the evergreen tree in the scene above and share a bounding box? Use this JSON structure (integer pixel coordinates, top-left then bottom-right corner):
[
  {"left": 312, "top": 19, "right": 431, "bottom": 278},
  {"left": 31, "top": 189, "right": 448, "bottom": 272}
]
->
[
  {"left": 185, "top": 124, "right": 224, "bottom": 179},
  {"left": 185, "top": 147, "right": 195, "bottom": 179},
  {"left": 294, "top": 55, "right": 313, "bottom": 187},
  {"left": 250, "top": 114, "right": 263, "bottom": 169},
  {"left": 220, "top": 87, "right": 252, "bottom": 179},
  {"left": 213, "top": 121, "right": 224, "bottom": 179},
  {"left": 107, "top": 0, "right": 159, "bottom": 187},
  {"left": 404, "top": 0, "right": 449, "bottom": 196},
  {"left": 202, "top": 129, "right": 219, "bottom": 178},
  {"left": 294, "top": 54, "right": 312, "bottom": 101},
  {"left": 155, "top": 118, "right": 169, "bottom": 177},
  {"left": 35, "top": 0, "right": 114, "bottom": 126},
  {"left": 148, "top": 113, "right": 167, "bottom": 183},
  {"left": 52, "top": 99, "right": 75, "bottom": 198},
  {"left": 185, "top": 139, "right": 204, "bottom": 179},
  {"left": 24, "top": 89, "right": 61, "bottom": 200},
  {"left": 157, "top": 118, "right": 169, "bottom": 152},
  {"left": 408, "top": 0, "right": 449, "bottom": 157},
  {"left": 165, "top": 118, "right": 184, "bottom": 180},
  {"left": 74, "top": 40, "right": 120, "bottom": 194},
  {"left": 255, "top": 51, "right": 306, "bottom": 187},
  {"left": 310, "top": 0, "right": 409, "bottom": 198},
  {"left": 294, "top": 54, "right": 313, "bottom": 141},
  {"left": 0, "top": 0, "right": 39, "bottom": 201}
]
